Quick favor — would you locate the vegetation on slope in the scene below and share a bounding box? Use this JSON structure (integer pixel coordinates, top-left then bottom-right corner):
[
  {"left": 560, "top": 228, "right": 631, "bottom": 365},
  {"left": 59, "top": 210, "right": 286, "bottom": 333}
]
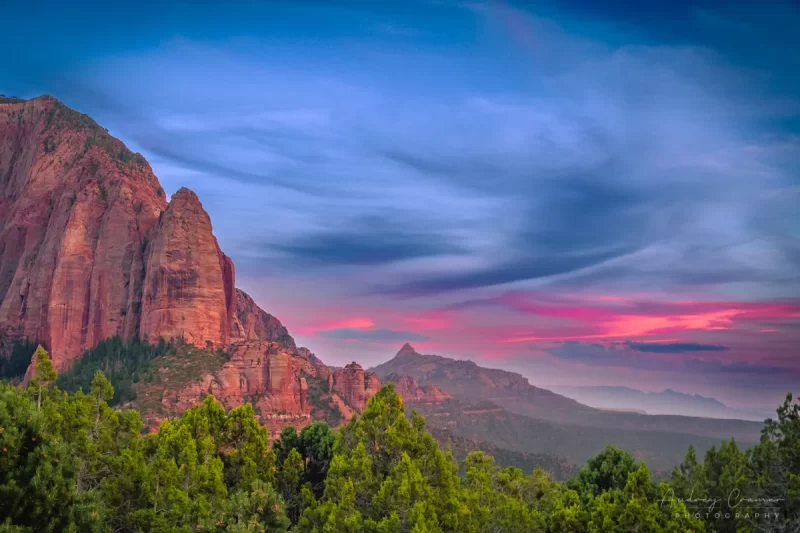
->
[
  {"left": 425, "top": 426, "right": 577, "bottom": 481},
  {"left": 305, "top": 375, "right": 345, "bottom": 426},
  {"left": 130, "top": 342, "right": 228, "bottom": 416},
  {"left": 54, "top": 336, "right": 229, "bottom": 418},
  {"left": 47, "top": 97, "right": 149, "bottom": 169},
  {"left": 0, "top": 339, "right": 38, "bottom": 380},
  {"left": 56, "top": 336, "right": 182, "bottom": 406}
]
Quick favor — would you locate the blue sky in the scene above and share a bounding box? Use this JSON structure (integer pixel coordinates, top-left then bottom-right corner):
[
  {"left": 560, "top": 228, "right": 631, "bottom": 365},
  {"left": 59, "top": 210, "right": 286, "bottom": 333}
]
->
[{"left": 2, "top": 0, "right": 799, "bottom": 407}]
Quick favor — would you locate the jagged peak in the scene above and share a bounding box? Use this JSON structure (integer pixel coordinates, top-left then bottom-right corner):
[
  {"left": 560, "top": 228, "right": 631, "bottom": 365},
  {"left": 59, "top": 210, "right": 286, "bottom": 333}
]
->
[{"left": 396, "top": 343, "right": 419, "bottom": 358}]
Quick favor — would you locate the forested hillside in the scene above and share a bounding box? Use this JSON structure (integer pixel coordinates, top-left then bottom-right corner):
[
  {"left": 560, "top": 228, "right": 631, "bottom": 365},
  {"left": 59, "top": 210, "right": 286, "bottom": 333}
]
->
[{"left": 1, "top": 345, "right": 797, "bottom": 532}]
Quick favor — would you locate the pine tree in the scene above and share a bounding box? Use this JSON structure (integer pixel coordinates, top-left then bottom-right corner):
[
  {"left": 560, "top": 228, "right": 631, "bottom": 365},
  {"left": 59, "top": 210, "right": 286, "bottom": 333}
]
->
[
  {"left": 278, "top": 448, "right": 305, "bottom": 523},
  {"left": 31, "top": 345, "right": 57, "bottom": 409},
  {"left": 0, "top": 385, "right": 76, "bottom": 531},
  {"left": 296, "top": 384, "right": 474, "bottom": 533}
]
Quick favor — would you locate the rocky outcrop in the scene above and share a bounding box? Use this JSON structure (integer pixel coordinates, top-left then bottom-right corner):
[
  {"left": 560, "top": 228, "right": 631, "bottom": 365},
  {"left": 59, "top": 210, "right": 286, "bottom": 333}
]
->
[
  {"left": 329, "top": 362, "right": 381, "bottom": 411},
  {"left": 140, "top": 188, "right": 235, "bottom": 349},
  {"left": 390, "top": 374, "right": 451, "bottom": 403},
  {"left": 230, "top": 288, "right": 296, "bottom": 350},
  {"left": 157, "top": 340, "right": 318, "bottom": 438},
  {"left": 214, "top": 341, "right": 312, "bottom": 414},
  {"left": 154, "top": 341, "right": 385, "bottom": 439},
  {"left": 0, "top": 96, "right": 165, "bottom": 368}
]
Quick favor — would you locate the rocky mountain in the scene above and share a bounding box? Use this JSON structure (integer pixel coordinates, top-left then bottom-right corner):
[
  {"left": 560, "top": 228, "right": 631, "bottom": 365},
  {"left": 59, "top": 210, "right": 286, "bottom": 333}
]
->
[
  {"left": 230, "top": 288, "right": 296, "bottom": 348},
  {"left": 372, "top": 343, "right": 600, "bottom": 419},
  {"left": 0, "top": 97, "right": 351, "bottom": 426},
  {"left": 372, "top": 344, "right": 764, "bottom": 464},
  {"left": 0, "top": 96, "right": 269, "bottom": 369},
  {"left": 139, "top": 187, "right": 236, "bottom": 349},
  {"left": 0, "top": 96, "right": 164, "bottom": 368}
]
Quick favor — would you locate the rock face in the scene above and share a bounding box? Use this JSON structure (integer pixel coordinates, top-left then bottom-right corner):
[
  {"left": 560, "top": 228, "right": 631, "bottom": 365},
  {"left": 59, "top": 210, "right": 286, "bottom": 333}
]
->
[
  {"left": 164, "top": 340, "right": 318, "bottom": 437},
  {"left": 140, "top": 188, "right": 235, "bottom": 348},
  {"left": 329, "top": 362, "right": 381, "bottom": 410},
  {"left": 158, "top": 342, "right": 382, "bottom": 439},
  {"left": 390, "top": 374, "right": 451, "bottom": 403},
  {"left": 230, "top": 288, "right": 296, "bottom": 350},
  {"left": 0, "top": 96, "right": 292, "bottom": 369},
  {"left": 213, "top": 341, "right": 313, "bottom": 415},
  {"left": 0, "top": 96, "right": 166, "bottom": 368}
]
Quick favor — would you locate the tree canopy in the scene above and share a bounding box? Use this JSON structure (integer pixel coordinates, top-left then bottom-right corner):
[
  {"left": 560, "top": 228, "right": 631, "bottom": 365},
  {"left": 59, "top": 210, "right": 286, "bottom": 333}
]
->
[{"left": 0, "top": 365, "right": 797, "bottom": 532}]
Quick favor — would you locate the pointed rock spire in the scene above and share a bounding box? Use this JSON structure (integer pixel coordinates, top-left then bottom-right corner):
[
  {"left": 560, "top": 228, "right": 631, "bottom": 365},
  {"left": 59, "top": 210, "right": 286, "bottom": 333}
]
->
[
  {"left": 140, "top": 186, "right": 235, "bottom": 348},
  {"left": 396, "top": 343, "right": 418, "bottom": 358}
]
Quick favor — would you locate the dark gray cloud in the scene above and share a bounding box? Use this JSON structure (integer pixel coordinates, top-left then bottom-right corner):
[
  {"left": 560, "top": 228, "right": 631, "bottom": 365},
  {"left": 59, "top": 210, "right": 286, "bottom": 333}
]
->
[
  {"left": 268, "top": 214, "right": 464, "bottom": 266},
  {"left": 546, "top": 341, "right": 642, "bottom": 367},
  {"left": 625, "top": 341, "right": 729, "bottom": 353},
  {"left": 317, "top": 328, "right": 429, "bottom": 342}
]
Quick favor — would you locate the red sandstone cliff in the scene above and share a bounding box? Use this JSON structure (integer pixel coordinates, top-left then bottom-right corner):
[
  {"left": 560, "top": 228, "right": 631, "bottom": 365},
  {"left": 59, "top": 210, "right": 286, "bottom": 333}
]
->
[
  {"left": 329, "top": 362, "right": 382, "bottom": 410},
  {"left": 0, "top": 96, "right": 293, "bottom": 369},
  {"left": 140, "top": 187, "right": 235, "bottom": 348},
  {"left": 0, "top": 96, "right": 166, "bottom": 368},
  {"left": 147, "top": 343, "right": 437, "bottom": 437},
  {"left": 160, "top": 340, "right": 316, "bottom": 436},
  {"left": 230, "top": 288, "right": 296, "bottom": 350}
]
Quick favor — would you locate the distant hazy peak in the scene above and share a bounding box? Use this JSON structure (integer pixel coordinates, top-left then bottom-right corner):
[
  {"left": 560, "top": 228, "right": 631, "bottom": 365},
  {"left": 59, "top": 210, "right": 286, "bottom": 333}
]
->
[{"left": 396, "top": 343, "right": 418, "bottom": 358}]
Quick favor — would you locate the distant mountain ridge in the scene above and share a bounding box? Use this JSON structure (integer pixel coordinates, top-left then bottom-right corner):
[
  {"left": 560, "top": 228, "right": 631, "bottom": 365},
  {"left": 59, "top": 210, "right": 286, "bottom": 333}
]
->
[
  {"left": 371, "top": 344, "right": 764, "bottom": 469},
  {"left": 550, "top": 385, "right": 772, "bottom": 422},
  {"left": 375, "top": 343, "right": 597, "bottom": 420}
]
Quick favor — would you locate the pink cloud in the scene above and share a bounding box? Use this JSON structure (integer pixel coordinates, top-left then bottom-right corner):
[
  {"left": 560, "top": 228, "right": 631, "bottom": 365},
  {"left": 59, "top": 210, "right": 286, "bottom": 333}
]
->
[
  {"left": 401, "top": 311, "right": 451, "bottom": 331},
  {"left": 298, "top": 316, "right": 375, "bottom": 336},
  {"left": 495, "top": 294, "right": 800, "bottom": 343}
]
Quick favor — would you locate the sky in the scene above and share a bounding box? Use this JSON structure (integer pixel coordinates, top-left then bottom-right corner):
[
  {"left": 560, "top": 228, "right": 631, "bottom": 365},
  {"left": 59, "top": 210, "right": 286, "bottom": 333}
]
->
[{"left": 2, "top": 0, "right": 799, "bottom": 408}]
